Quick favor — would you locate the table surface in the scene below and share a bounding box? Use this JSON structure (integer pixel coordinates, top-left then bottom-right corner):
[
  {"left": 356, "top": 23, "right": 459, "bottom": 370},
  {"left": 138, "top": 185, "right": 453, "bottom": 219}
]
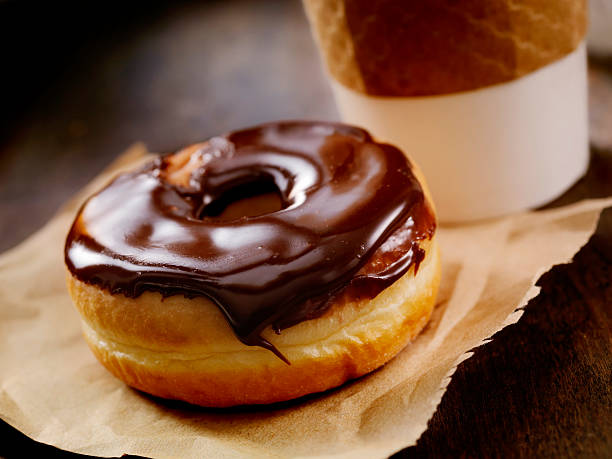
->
[{"left": 1, "top": 1, "right": 611, "bottom": 457}]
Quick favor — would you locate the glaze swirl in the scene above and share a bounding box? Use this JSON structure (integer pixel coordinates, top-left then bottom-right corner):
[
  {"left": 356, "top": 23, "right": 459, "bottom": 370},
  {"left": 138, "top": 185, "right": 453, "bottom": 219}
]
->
[{"left": 65, "top": 121, "right": 435, "bottom": 361}]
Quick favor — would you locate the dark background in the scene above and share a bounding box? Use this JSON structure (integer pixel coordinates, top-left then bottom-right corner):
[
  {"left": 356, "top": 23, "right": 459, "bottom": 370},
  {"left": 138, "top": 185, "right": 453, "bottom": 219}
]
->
[
  {"left": 1, "top": 1, "right": 611, "bottom": 457},
  {"left": 0, "top": 0, "right": 336, "bottom": 252}
]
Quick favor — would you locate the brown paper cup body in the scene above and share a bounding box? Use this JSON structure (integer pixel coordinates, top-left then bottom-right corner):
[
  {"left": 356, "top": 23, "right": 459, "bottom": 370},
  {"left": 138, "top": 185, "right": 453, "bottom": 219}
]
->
[{"left": 303, "top": 0, "right": 587, "bottom": 96}]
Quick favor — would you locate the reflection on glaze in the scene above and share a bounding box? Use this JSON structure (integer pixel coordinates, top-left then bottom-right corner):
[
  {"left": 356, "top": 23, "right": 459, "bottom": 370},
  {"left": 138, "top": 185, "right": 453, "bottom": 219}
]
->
[{"left": 65, "top": 121, "right": 435, "bottom": 362}]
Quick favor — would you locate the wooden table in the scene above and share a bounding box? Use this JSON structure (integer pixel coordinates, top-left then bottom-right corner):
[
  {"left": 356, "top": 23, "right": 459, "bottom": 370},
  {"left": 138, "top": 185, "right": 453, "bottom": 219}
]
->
[{"left": 1, "top": 1, "right": 610, "bottom": 457}]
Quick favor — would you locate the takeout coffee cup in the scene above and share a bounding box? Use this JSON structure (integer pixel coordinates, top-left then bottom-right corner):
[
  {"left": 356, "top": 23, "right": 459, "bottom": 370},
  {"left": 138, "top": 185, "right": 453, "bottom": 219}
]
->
[{"left": 304, "top": 0, "right": 589, "bottom": 222}]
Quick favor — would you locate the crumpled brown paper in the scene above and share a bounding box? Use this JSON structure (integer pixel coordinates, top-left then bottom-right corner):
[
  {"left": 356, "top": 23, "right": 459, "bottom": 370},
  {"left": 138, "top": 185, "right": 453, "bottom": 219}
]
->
[{"left": 1, "top": 144, "right": 610, "bottom": 458}]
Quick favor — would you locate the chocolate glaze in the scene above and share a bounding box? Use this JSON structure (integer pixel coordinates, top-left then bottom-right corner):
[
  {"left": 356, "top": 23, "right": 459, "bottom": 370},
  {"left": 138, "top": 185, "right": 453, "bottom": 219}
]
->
[{"left": 65, "top": 121, "right": 435, "bottom": 362}]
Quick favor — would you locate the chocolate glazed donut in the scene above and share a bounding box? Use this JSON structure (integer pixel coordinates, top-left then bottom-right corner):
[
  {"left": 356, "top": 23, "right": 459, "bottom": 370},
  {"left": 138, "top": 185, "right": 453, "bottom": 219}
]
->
[{"left": 65, "top": 121, "right": 440, "bottom": 406}]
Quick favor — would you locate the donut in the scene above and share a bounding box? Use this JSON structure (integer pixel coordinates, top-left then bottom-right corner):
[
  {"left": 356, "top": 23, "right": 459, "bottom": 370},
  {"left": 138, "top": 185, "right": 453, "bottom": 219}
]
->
[{"left": 65, "top": 121, "right": 440, "bottom": 407}]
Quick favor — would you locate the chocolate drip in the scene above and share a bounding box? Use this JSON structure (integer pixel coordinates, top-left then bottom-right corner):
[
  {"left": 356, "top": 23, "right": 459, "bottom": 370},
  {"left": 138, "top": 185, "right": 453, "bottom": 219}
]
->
[{"left": 65, "top": 121, "right": 435, "bottom": 361}]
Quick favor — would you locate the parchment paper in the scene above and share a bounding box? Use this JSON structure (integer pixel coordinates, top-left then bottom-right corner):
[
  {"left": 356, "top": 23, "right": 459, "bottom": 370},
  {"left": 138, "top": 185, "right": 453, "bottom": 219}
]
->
[{"left": 1, "top": 144, "right": 610, "bottom": 458}]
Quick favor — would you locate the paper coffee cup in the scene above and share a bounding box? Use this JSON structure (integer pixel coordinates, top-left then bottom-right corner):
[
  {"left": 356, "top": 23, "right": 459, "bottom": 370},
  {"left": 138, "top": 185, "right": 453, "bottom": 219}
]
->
[{"left": 304, "top": 0, "right": 588, "bottom": 222}]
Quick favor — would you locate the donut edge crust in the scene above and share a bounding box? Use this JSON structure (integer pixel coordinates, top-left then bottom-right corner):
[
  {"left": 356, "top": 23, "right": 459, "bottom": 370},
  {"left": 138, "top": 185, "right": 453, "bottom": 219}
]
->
[{"left": 66, "top": 237, "right": 440, "bottom": 407}]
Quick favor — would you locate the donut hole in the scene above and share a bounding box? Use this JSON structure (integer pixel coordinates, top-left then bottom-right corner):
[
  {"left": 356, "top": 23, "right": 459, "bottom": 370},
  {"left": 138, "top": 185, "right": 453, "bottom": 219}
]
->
[{"left": 202, "top": 179, "right": 284, "bottom": 221}]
